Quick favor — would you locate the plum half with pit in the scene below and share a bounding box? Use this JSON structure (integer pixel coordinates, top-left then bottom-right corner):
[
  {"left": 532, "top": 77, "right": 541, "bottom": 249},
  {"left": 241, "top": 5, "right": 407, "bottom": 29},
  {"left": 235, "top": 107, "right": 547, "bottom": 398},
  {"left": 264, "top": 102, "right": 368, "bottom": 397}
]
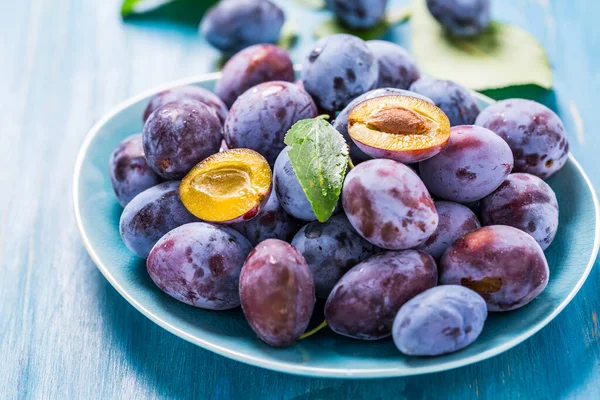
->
[
  {"left": 147, "top": 222, "right": 252, "bottom": 310},
  {"left": 419, "top": 125, "right": 513, "bottom": 203},
  {"left": 348, "top": 95, "right": 451, "bottom": 163},
  {"left": 179, "top": 149, "right": 272, "bottom": 224},
  {"left": 239, "top": 239, "right": 315, "bottom": 348},
  {"left": 475, "top": 98, "right": 569, "bottom": 179},
  {"left": 325, "top": 250, "right": 438, "bottom": 340},
  {"left": 480, "top": 173, "right": 559, "bottom": 250},
  {"left": 439, "top": 225, "right": 549, "bottom": 311},
  {"left": 393, "top": 285, "right": 487, "bottom": 356},
  {"left": 342, "top": 159, "right": 438, "bottom": 250}
]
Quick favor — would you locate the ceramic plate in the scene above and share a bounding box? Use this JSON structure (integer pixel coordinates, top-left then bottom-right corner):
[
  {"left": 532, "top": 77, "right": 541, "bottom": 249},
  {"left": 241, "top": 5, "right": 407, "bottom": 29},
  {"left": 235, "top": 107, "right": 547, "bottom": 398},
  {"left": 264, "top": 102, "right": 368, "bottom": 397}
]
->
[{"left": 74, "top": 73, "right": 600, "bottom": 378}]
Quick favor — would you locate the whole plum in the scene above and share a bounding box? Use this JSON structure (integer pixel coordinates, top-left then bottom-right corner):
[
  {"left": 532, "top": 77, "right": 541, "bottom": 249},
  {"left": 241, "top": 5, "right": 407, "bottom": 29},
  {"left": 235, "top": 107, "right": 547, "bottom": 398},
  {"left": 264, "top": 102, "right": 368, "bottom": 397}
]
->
[
  {"left": 215, "top": 44, "right": 295, "bottom": 107},
  {"left": 120, "top": 181, "right": 199, "bottom": 258},
  {"left": 301, "top": 34, "right": 378, "bottom": 112},
  {"left": 325, "top": 250, "right": 438, "bottom": 340},
  {"left": 334, "top": 88, "right": 433, "bottom": 163},
  {"left": 419, "top": 125, "right": 513, "bottom": 203},
  {"left": 273, "top": 146, "right": 316, "bottom": 221},
  {"left": 224, "top": 81, "right": 317, "bottom": 165},
  {"left": 415, "top": 201, "right": 481, "bottom": 260},
  {"left": 143, "top": 100, "right": 222, "bottom": 180},
  {"left": 475, "top": 99, "right": 569, "bottom": 179},
  {"left": 393, "top": 285, "right": 487, "bottom": 356},
  {"left": 109, "top": 134, "right": 162, "bottom": 207},
  {"left": 291, "top": 214, "right": 379, "bottom": 298},
  {"left": 143, "top": 85, "right": 228, "bottom": 124},
  {"left": 367, "top": 41, "right": 420, "bottom": 90},
  {"left": 200, "top": 0, "right": 285, "bottom": 54},
  {"left": 439, "top": 225, "right": 549, "bottom": 311},
  {"left": 230, "top": 190, "right": 301, "bottom": 246},
  {"left": 426, "top": 0, "right": 491, "bottom": 38},
  {"left": 239, "top": 239, "right": 315, "bottom": 348},
  {"left": 343, "top": 159, "right": 438, "bottom": 250},
  {"left": 147, "top": 222, "right": 252, "bottom": 310},
  {"left": 480, "top": 173, "right": 559, "bottom": 250},
  {"left": 409, "top": 77, "right": 480, "bottom": 126},
  {"left": 326, "top": 0, "right": 388, "bottom": 30}
]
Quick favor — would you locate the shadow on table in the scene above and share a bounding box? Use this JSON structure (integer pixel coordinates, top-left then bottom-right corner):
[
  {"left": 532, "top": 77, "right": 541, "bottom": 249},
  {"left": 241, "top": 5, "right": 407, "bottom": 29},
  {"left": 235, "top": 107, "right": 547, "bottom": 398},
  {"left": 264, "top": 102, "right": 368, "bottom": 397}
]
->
[{"left": 89, "top": 253, "right": 599, "bottom": 400}]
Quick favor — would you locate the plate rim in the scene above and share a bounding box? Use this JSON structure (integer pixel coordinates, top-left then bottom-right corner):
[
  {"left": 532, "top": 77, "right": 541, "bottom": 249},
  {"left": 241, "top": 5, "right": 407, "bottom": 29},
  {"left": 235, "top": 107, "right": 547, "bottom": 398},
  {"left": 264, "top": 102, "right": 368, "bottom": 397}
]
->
[{"left": 73, "top": 72, "right": 600, "bottom": 379}]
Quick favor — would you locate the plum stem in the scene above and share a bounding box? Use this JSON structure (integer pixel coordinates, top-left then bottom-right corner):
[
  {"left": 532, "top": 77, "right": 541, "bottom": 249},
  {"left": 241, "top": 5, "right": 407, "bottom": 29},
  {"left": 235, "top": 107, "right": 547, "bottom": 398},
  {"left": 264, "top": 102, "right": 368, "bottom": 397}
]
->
[{"left": 299, "top": 320, "right": 328, "bottom": 340}]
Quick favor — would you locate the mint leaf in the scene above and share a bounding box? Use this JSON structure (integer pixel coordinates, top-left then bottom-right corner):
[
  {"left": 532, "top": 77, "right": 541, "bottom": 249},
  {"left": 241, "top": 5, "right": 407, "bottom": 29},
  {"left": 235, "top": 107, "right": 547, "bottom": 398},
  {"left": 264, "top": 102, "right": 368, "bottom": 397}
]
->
[
  {"left": 314, "top": 7, "right": 411, "bottom": 40},
  {"left": 284, "top": 117, "right": 349, "bottom": 222},
  {"left": 411, "top": 0, "right": 552, "bottom": 90}
]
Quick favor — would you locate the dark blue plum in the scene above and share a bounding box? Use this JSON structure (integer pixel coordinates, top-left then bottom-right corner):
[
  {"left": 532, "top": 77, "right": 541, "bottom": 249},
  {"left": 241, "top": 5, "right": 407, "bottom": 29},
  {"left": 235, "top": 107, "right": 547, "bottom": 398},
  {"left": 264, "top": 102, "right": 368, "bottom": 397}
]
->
[
  {"left": 367, "top": 41, "right": 420, "bottom": 90},
  {"left": 333, "top": 88, "right": 433, "bottom": 163},
  {"left": 230, "top": 190, "right": 301, "bottom": 246},
  {"left": 273, "top": 147, "right": 316, "bottom": 221},
  {"left": 224, "top": 81, "right": 317, "bottom": 165},
  {"left": 393, "top": 285, "right": 487, "bottom": 356},
  {"left": 200, "top": 0, "right": 285, "bottom": 54},
  {"left": 291, "top": 214, "right": 379, "bottom": 298},
  {"left": 409, "top": 77, "right": 480, "bottom": 126},
  {"left": 301, "top": 34, "right": 378, "bottom": 112},
  {"left": 143, "top": 100, "right": 222, "bottom": 180},
  {"left": 147, "top": 222, "right": 252, "bottom": 310},
  {"left": 109, "top": 134, "right": 162, "bottom": 207},
  {"left": 426, "top": 0, "right": 491, "bottom": 38},
  {"left": 215, "top": 44, "right": 295, "bottom": 108},
  {"left": 326, "top": 0, "right": 388, "bottom": 29},
  {"left": 120, "top": 181, "right": 199, "bottom": 258},
  {"left": 143, "top": 85, "right": 228, "bottom": 124}
]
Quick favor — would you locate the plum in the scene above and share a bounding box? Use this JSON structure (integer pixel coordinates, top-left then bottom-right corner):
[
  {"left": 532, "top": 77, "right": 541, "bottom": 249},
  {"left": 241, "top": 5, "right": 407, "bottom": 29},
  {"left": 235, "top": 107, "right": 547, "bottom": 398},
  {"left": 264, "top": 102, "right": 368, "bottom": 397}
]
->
[
  {"left": 409, "top": 77, "right": 481, "bottom": 126},
  {"left": 393, "top": 285, "right": 487, "bottom": 356},
  {"left": 475, "top": 99, "right": 569, "bottom": 179},
  {"left": 291, "top": 214, "right": 379, "bottom": 298},
  {"left": 333, "top": 88, "right": 433, "bottom": 163},
  {"left": 367, "top": 41, "right": 420, "bottom": 90},
  {"left": 439, "top": 225, "right": 549, "bottom": 311},
  {"left": 224, "top": 81, "right": 317, "bottom": 165},
  {"left": 215, "top": 44, "right": 295, "bottom": 108},
  {"left": 239, "top": 239, "right": 315, "bottom": 347},
  {"left": 326, "top": 0, "right": 388, "bottom": 29},
  {"left": 120, "top": 181, "right": 199, "bottom": 258},
  {"left": 143, "top": 100, "right": 222, "bottom": 180},
  {"left": 143, "top": 85, "right": 228, "bottom": 124},
  {"left": 325, "top": 250, "right": 438, "bottom": 340},
  {"left": 230, "top": 190, "right": 301, "bottom": 246},
  {"left": 419, "top": 125, "right": 513, "bottom": 203},
  {"left": 480, "top": 173, "right": 559, "bottom": 250},
  {"left": 415, "top": 201, "right": 481, "bottom": 260},
  {"left": 147, "top": 222, "right": 252, "bottom": 310},
  {"left": 200, "top": 0, "right": 285, "bottom": 54},
  {"left": 301, "top": 34, "right": 378, "bottom": 112},
  {"left": 348, "top": 95, "right": 451, "bottom": 163},
  {"left": 426, "top": 0, "right": 491, "bottom": 38},
  {"left": 273, "top": 146, "right": 316, "bottom": 221},
  {"left": 109, "top": 134, "right": 162, "bottom": 207},
  {"left": 342, "top": 159, "right": 438, "bottom": 250}
]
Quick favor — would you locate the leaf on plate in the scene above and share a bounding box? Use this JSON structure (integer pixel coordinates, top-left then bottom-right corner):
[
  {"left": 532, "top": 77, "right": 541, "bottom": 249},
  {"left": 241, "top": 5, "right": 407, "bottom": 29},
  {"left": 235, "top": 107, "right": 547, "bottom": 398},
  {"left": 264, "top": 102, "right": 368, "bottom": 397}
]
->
[
  {"left": 121, "top": 0, "right": 218, "bottom": 25},
  {"left": 284, "top": 116, "right": 349, "bottom": 222},
  {"left": 314, "top": 7, "right": 411, "bottom": 40},
  {"left": 411, "top": 0, "right": 552, "bottom": 90}
]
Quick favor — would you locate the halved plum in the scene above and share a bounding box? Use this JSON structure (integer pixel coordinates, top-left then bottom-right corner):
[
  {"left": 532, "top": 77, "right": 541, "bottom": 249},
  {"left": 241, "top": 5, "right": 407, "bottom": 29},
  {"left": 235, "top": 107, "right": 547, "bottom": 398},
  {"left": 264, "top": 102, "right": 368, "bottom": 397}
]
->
[
  {"left": 348, "top": 95, "right": 451, "bottom": 163},
  {"left": 180, "top": 149, "right": 272, "bottom": 223}
]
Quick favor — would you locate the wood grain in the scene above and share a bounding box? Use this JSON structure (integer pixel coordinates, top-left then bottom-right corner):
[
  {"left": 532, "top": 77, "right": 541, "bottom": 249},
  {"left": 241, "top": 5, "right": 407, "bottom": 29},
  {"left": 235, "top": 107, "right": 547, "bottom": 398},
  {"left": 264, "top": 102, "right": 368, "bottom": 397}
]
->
[{"left": 1, "top": 0, "right": 599, "bottom": 398}]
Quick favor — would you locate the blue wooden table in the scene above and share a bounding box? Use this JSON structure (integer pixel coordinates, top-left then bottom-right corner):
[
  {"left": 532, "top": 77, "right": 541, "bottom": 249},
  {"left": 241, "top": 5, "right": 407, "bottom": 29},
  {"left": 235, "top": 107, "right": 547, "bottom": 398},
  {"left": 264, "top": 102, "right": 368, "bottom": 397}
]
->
[{"left": 3, "top": 0, "right": 600, "bottom": 398}]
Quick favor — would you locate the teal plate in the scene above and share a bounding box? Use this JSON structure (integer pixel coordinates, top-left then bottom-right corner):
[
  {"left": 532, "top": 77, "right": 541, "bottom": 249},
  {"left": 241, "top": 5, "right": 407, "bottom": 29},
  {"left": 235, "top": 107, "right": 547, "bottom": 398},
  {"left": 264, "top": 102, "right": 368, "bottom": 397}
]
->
[{"left": 74, "top": 73, "right": 600, "bottom": 378}]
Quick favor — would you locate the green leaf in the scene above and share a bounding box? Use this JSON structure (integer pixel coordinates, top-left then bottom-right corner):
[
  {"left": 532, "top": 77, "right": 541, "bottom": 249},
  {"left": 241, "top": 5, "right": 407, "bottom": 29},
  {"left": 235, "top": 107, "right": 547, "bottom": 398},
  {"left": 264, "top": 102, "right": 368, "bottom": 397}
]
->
[
  {"left": 284, "top": 116, "right": 349, "bottom": 223},
  {"left": 121, "top": 0, "right": 218, "bottom": 25},
  {"left": 314, "top": 7, "right": 411, "bottom": 40},
  {"left": 411, "top": 0, "right": 552, "bottom": 90},
  {"left": 292, "top": 0, "right": 326, "bottom": 9}
]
